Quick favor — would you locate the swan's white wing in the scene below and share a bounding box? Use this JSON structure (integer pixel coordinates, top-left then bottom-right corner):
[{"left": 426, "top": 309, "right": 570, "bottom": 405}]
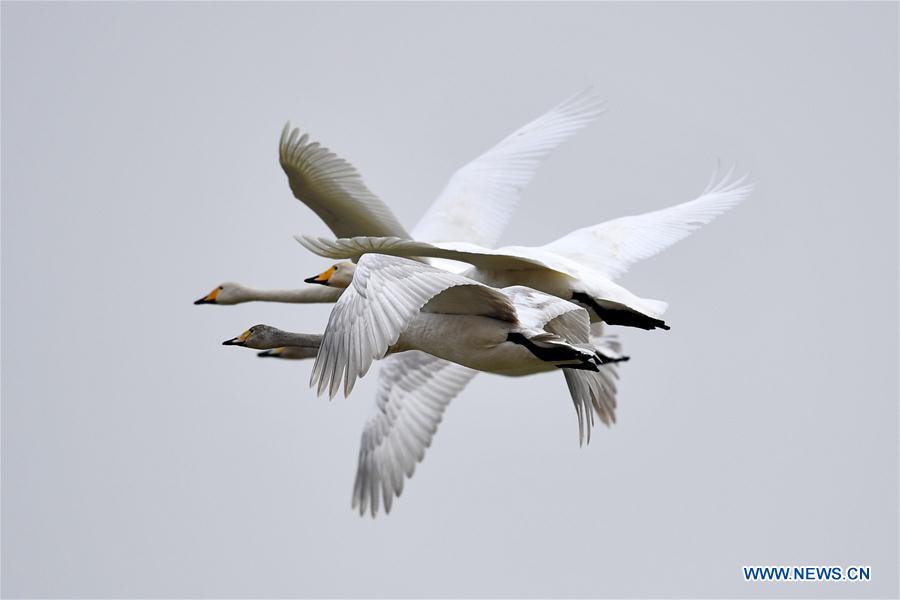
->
[
  {"left": 542, "top": 167, "right": 754, "bottom": 281},
  {"left": 502, "top": 288, "right": 622, "bottom": 444},
  {"left": 279, "top": 124, "right": 410, "bottom": 239},
  {"left": 310, "top": 254, "right": 516, "bottom": 398},
  {"left": 354, "top": 90, "right": 604, "bottom": 511},
  {"left": 498, "top": 286, "right": 618, "bottom": 444},
  {"left": 548, "top": 316, "right": 621, "bottom": 445},
  {"left": 501, "top": 286, "right": 590, "bottom": 338},
  {"left": 588, "top": 324, "right": 623, "bottom": 427},
  {"left": 533, "top": 297, "right": 606, "bottom": 442},
  {"left": 411, "top": 88, "right": 606, "bottom": 247},
  {"left": 350, "top": 87, "right": 605, "bottom": 507},
  {"left": 298, "top": 235, "right": 671, "bottom": 322},
  {"left": 562, "top": 365, "right": 620, "bottom": 446},
  {"left": 506, "top": 293, "right": 622, "bottom": 444},
  {"left": 296, "top": 235, "right": 560, "bottom": 273},
  {"left": 353, "top": 352, "right": 477, "bottom": 517}
]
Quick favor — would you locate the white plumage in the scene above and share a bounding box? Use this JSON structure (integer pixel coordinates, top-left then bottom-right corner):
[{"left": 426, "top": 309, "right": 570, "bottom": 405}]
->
[
  {"left": 353, "top": 354, "right": 477, "bottom": 516},
  {"left": 279, "top": 124, "right": 410, "bottom": 239},
  {"left": 205, "top": 89, "right": 749, "bottom": 518},
  {"left": 207, "top": 90, "right": 607, "bottom": 514},
  {"left": 297, "top": 167, "right": 753, "bottom": 330},
  {"left": 411, "top": 88, "right": 607, "bottom": 248},
  {"left": 311, "top": 254, "right": 622, "bottom": 441}
]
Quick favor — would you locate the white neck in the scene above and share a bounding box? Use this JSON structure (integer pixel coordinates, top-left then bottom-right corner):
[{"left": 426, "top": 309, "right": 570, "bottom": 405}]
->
[{"left": 241, "top": 286, "right": 343, "bottom": 304}]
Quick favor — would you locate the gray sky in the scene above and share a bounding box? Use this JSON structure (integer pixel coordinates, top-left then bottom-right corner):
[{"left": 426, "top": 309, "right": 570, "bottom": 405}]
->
[{"left": 2, "top": 2, "right": 897, "bottom": 598}]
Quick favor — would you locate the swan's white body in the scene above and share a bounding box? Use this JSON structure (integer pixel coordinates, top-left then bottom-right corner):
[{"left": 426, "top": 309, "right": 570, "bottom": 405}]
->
[
  {"left": 391, "top": 314, "right": 556, "bottom": 376},
  {"left": 247, "top": 312, "right": 584, "bottom": 375},
  {"left": 312, "top": 254, "right": 620, "bottom": 433}
]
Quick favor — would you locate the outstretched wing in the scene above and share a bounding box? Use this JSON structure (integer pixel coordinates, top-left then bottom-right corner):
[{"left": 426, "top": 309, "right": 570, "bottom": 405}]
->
[
  {"left": 353, "top": 352, "right": 477, "bottom": 517},
  {"left": 310, "top": 254, "right": 515, "bottom": 398},
  {"left": 296, "top": 235, "right": 561, "bottom": 273},
  {"left": 348, "top": 89, "right": 604, "bottom": 515},
  {"left": 279, "top": 124, "right": 410, "bottom": 238},
  {"left": 411, "top": 88, "right": 606, "bottom": 247},
  {"left": 542, "top": 166, "right": 754, "bottom": 280}
]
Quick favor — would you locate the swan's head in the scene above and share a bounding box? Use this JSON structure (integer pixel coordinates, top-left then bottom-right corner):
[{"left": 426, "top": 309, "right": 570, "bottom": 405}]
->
[
  {"left": 304, "top": 262, "right": 355, "bottom": 288},
  {"left": 222, "top": 324, "right": 283, "bottom": 349},
  {"left": 194, "top": 282, "right": 249, "bottom": 305}
]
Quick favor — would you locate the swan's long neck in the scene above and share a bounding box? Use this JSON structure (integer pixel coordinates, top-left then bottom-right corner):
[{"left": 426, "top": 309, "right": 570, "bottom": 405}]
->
[
  {"left": 242, "top": 286, "right": 342, "bottom": 304},
  {"left": 268, "top": 331, "right": 323, "bottom": 349}
]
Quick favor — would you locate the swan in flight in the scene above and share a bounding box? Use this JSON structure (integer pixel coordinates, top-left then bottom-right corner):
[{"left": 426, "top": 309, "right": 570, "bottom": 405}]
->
[
  {"left": 298, "top": 167, "right": 753, "bottom": 329},
  {"left": 222, "top": 308, "right": 628, "bottom": 397},
  {"left": 194, "top": 88, "right": 606, "bottom": 305},
  {"left": 200, "top": 89, "right": 608, "bottom": 516},
  {"left": 244, "top": 325, "right": 624, "bottom": 363},
  {"left": 222, "top": 256, "right": 626, "bottom": 440},
  {"left": 311, "top": 254, "right": 625, "bottom": 432},
  {"left": 222, "top": 311, "right": 625, "bottom": 515}
]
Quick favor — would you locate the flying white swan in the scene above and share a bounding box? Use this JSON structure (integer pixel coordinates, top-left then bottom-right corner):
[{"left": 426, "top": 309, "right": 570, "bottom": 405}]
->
[
  {"left": 194, "top": 88, "right": 606, "bottom": 305},
  {"left": 309, "top": 253, "right": 623, "bottom": 431},
  {"left": 298, "top": 167, "right": 753, "bottom": 329},
  {"left": 243, "top": 326, "right": 625, "bottom": 363},
  {"left": 201, "top": 89, "right": 608, "bottom": 516},
  {"left": 221, "top": 257, "right": 627, "bottom": 440},
  {"left": 222, "top": 311, "right": 625, "bottom": 514}
]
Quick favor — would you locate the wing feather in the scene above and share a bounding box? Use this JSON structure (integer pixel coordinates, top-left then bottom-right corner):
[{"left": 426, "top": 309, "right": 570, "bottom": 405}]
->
[
  {"left": 310, "top": 254, "right": 515, "bottom": 398},
  {"left": 542, "top": 166, "right": 754, "bottom": 280},
  {"left": 411, "top": 88, "right": 606, "bottom": 246},
  {"left": 502, "top": 286, "right": 591, "bottom": 339},
  {"left": 352, "top": 352, "right": 478, "bottom": 517},
  {"left": 514, "top": 295, "right": 622, "bottom": 445},
  {"left": 295, "top": 235, "right": 554, "bottom": 272},
  {"left": 279, "top": 124, "right": 410, "bottom": 238}
]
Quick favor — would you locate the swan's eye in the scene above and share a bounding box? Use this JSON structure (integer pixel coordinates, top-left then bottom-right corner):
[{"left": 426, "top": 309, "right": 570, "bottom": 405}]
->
[{"left": 333, "top": 265, "right": 340, "bottom": 271}]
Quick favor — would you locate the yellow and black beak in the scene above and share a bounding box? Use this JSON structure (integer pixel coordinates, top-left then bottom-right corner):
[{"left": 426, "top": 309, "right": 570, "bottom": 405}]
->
[
  {"left": 304, "top": 266, "right": 335, "bottom": 286},
  {"left": 222, "top": 329, "right": 251, "bottom": 346},
  {"left": 194, "top": 287, "right": 221, "bottom": 305}
]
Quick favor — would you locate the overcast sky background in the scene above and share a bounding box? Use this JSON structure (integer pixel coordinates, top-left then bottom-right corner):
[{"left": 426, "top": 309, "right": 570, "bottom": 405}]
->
[{"left": 2, "top": 2, "right": 898, "bottom": 598}]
